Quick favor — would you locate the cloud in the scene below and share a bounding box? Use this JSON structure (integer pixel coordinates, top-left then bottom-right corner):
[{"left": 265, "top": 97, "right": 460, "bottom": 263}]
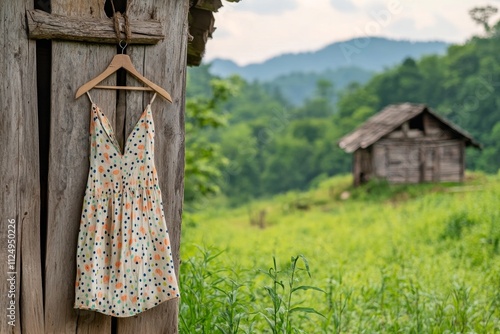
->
[
  {"left": 330, "top": 0, "right": 357, "bottom": 13},
  {"left": 388, "top": 15, "right": 459, "bottom": 40},
  {"left": 233, "top": 0, "right": 298, "bottom": 15}
]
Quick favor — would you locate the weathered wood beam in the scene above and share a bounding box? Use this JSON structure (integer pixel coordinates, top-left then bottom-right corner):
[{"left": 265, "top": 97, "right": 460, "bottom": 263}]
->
[
  {"left": 26, "top": 9, "right": 164, "bottom": 44},
  {"left": 195, "top": 0, "right": 223, "bottom": 12},
  {"left": 188, "top": 8, "right": 215, "bottom": 66}
]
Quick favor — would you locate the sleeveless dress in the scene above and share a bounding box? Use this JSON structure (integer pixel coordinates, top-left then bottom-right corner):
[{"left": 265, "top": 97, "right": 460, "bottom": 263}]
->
[{"left": 74, "top": 92, "right": 179, "bottom": 317}]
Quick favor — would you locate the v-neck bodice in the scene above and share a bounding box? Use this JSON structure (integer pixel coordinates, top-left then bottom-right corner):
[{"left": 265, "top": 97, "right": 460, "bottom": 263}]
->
[
  {"left": 92, "top": 102, "right": 153, "bottom": 157},
  {"left": 85, "top": 94, "right": 159, "bottom": 197}
]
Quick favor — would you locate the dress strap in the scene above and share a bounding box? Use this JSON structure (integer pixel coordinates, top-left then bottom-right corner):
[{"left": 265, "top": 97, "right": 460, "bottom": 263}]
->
[
  {"left": 149, "top": 92, "right": 157, "bottom": 105},
  {"left": 86, "top": 91, "right": 94, "bottom": 105}
]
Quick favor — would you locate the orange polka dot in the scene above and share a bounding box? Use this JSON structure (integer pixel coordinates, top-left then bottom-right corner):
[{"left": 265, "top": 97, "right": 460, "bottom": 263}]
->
[
  {"left": 116, "top": 282, "right": 123, "bottom": 289},
  {"left": 84, "top": 264, "right": 91, "bottom": 272},
  {"left": 121, "top": 295, "right": 128, "bottom": 301},
  {"left": 115, "top": 261, "right": 121, "bottom": 268},
  {"left": 133, "top": 255, "right": 142, "bottom": 263},
  {"left": 139, "top": 226, "right": 146, "bottom": 235},
  {"left": 138, "top": 144, "right": 145, "bottom": 150},
  {"left": 154, "top": 254, "right": 161, "bottom": 261},
  {"left": 132, "top": 296, "right": 138, "bottom": 303},
  {"left": 98, "top": 166, "right": 105, "bottom": 173},
  {"left": 98, "top": 291, "right": 103, "bottom": 298},
  {"left": 155, "top": 268, "right": 163, "bottom": 276},
  {"left": 105, "top": 144, "right": 110, "bottom": 150},
  {"left": 125, "top": 203, "right": 131, "bottom": 210},
  {"left": 113, "top": 170, "right": 120, "bottom": 175},
  {"left": 103, "top": 276, "right": 110, "bottom": 283},
  {"left": 117, "top": 242, "right": 122, "bottom": 249},
  {"left": 96, "top": 248, "right": 102, "bottom": 255}
]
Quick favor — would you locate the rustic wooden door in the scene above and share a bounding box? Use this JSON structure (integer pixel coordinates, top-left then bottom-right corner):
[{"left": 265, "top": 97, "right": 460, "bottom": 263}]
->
[
  {"left": 1, "top": 0, "right": 188, "bottom": 333},
  {"left": 387, "top": 144, "right": 422, "bottom": 183},
  {"left": 422, "top": 146, "right": 437, "bottom": 182},
  {"left": 45, "top": 1, "right": 187, "bottom": 333}
]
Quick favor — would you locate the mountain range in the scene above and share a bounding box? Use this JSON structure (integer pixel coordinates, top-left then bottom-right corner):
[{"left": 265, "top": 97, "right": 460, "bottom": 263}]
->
[{"left": 208, "top": 37, "right": 449, "bottom": 82}]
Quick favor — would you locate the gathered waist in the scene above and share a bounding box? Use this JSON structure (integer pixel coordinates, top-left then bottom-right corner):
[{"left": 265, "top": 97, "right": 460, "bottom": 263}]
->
[{"left": 86, "top": 183, "right": 162, "bottom": 198}]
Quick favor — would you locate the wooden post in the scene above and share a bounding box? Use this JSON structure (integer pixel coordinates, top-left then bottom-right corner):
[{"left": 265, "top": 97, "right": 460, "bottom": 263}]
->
[
  {"left": 117, "top": 1, "right": 187, "bottom": 331},
  {"left": 44, "top": 1, "right": 116, "bottom": 332},
  {"left": 1, "top": 0, "right": 44, "bottom": 333}
]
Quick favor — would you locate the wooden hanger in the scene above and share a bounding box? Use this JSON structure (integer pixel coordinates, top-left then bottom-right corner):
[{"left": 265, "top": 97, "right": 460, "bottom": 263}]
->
[{"left": 75, "top": 42, "right": 172, "bottom": 103}]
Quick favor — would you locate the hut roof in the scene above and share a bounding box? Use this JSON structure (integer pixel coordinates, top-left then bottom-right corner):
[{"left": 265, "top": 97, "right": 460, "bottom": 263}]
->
[
  {"left": 338, "top": 103, "right": 482, "bottom": 153},
  {"left": 188, "top": 0, "right": 240, "bottom": 66}
]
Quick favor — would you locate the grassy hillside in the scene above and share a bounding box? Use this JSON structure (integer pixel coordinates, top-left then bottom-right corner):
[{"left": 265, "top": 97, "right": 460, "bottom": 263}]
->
[{"left": 179, "top": 172, "right": 500, "bottom": 333}]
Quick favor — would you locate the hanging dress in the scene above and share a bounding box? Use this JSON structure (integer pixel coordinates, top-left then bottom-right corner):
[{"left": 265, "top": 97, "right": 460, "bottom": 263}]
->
[{"left": 74, "top": 92, "right": 179, "bottom": 317}]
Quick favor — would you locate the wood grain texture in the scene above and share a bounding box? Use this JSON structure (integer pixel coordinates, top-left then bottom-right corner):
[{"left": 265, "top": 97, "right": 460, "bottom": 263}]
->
[
  {"left": 44, "top": 0, "right": 114, "bottom": 333},
  {"left": 0, "top": 0, "right": 43, "bottom": 332},
  {"left": 27, "top": 9, "right": 164, "bottom": 45},
  {"left": 117, "top": 0, "right": 188, "bottom": 332}
]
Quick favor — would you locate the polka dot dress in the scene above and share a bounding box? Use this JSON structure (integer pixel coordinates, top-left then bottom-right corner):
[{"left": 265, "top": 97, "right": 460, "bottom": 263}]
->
[{"left": 74, "top": 92, "right": 179, "bottom": 317}]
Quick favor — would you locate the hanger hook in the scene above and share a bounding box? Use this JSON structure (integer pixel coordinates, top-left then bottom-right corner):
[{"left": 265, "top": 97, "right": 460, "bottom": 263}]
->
[{"left": 119, "top": 40, "right": 127, "bottom": 54}]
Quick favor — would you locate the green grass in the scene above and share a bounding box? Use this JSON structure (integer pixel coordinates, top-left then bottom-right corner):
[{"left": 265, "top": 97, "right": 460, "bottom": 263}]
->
[{"left": 179, "top": 172, "right": 500, "bottom": 333}]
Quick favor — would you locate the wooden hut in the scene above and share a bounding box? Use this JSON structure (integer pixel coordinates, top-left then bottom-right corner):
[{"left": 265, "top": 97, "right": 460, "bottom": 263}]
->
[
  {"left": 0, "top": 0, "right": 226, "bottom": 333},
  {"left": 339, "top": 103, "right": 481, "bottom": 186}
]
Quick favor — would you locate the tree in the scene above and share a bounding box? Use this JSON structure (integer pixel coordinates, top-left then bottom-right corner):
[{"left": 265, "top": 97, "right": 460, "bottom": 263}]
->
[
  {"left": 184, "top": 77, "right": 241, "bottom": 203},
  {"left": 469, "top": 5, "right": 498, "bottom": 32}
]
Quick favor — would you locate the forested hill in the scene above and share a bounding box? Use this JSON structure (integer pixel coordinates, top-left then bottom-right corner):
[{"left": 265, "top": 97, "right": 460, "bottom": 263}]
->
[
  {"left": 208, "top": 37, "right": 448, "bottom": 106},
  {"left": 185, "top": 26, "right": 500, "bottom": 205},
  {"left": 209, "top": 37, "right": 448, "bottom": 81}
]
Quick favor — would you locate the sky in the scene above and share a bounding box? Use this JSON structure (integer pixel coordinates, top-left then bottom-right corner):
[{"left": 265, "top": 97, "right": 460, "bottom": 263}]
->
[{"left": 203, "top": 0, "right": 497, "bottom": 65}]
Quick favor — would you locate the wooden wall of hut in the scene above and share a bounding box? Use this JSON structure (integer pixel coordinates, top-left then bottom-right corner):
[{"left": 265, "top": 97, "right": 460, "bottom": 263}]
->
[
  {"left": 1, "top": 0, "right": 188, "bottom": 332},
  {"left": 355, "top": 113, "right": 466, "bottom": 185}
]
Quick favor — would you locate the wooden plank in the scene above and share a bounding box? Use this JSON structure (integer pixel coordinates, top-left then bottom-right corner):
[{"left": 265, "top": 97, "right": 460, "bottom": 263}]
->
[
  {"left": 353, "top": 151, "right": 361, "bottom": 186},
  {"left": 117, "top": 0, "right": 188, "bottom": 331},
  {"left": 188, "top": 8, "right": 215, "bottom": 66},
  {"left": 0, "top": 0, "right": 44, "bottom": 332},
  {"left": 27, "top": 9, "right": 165, "bottom": 44},
  {"left": 195, "top": 0, "right": 223, "bottom": 12},
  {"left": 44, "top": 0, "right": 114, "bottom": 333},
  {"left": 460, "top": 140, "right": 465, "bottom": 182},
  {"left": 372, "top": 144, "right": 387, "bottom": 178}
]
